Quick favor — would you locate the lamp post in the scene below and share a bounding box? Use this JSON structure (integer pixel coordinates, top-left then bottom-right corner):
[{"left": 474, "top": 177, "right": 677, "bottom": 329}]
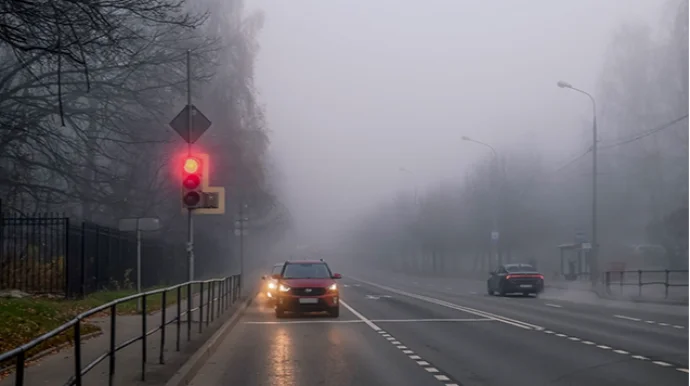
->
[
  {"left": 557, "top": 80, "right": 599, "bottom": 284},
  {"left": 461, "top": 136, "right": 500, "bottom": 270}
]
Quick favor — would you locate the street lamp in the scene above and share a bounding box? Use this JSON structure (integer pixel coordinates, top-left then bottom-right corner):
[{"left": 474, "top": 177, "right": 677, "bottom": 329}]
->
[
  {"left": 461, "top": 136, "right": 500, "bottom": 269},
  {"left": 557, "top": 79, "right": 599, "bottom": 284}
]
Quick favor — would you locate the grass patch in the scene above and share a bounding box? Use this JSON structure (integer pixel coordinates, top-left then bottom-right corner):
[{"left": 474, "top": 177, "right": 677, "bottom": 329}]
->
[{"left": 0, "top": 283, "right": 201, "bottom": 368}]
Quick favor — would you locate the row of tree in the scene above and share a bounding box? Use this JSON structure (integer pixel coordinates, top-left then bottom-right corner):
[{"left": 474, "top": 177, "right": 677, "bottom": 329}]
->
[
  {"left": 347, "top": 0, "right": 688, "bottom": 279},
  {"left": 0, "top": 0, "right": 289, "bottom": 279}
]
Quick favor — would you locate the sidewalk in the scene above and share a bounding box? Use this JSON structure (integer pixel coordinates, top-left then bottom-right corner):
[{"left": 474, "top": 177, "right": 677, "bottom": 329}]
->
[{"left": 0, "top": 286, "right": 248, "bottom": 386}]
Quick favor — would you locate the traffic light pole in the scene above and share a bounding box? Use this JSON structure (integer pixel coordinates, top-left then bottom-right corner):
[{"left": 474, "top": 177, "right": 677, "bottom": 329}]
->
[{"left": 186, "top": 49, "right": 195, "bottom": 282}]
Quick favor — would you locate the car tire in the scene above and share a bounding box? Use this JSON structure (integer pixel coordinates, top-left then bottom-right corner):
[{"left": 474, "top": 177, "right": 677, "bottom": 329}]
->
[
  {"left": 487, "top": 284, "right": 494, "bottom": 296},
  {"left": 328, "top": 306, "right": 340, "bottom": 318},
  {"left": 275, "top": 307, "right": 285, "bottom": 318},
  {"left": 498, "top": 283, "right": 507, "bottom": 297}
]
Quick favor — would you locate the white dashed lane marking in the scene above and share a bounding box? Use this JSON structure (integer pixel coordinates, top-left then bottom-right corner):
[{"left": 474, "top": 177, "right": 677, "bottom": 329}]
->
[
  {"left": 545, "top": 303, "right": 562, "bottom": 308},
  {"left": 541, "top": 327, "right": 688, "bottom": 374},
  {"left": 350, "top": 279, "right": 689, "bottom": 376},
  {"left": 341, "top": 300, "right": 462, "bottom": 386},
  {"left": 613, "top": 314, "right": 686, "bottom": 330}
]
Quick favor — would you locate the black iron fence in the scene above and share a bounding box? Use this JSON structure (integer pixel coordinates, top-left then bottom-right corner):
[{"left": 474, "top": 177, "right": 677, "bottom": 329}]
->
[
  {"left": 0, "top": 212, "right": 194, "bottom": 297},
  {"left": 605, "top": 270, "right": 689, "bottom": 298},
  {"left": 0, "top": 275, "right": 242, "bottom": 386}
]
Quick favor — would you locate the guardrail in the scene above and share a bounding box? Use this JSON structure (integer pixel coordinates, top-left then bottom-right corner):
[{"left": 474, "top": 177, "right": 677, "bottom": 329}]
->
[
  {"left": 605, "top": 270, "right": 688, "bottom": 298},
  {"left": 0, "top": 274, "right": 242, "bottom": 386}
]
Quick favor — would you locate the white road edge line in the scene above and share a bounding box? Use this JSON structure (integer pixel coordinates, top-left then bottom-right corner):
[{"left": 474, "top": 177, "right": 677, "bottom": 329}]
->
[
  {"left": 545, "top": 303, "right": 562, "bottom": 308},
  {"left": 351, "top": 277, "right": 543, "bottom": 331}
]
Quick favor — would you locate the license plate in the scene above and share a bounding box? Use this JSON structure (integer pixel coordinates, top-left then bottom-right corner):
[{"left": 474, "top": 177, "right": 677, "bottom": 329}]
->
[
  {"left": 519, "top": 284, "right": 533, "bottom": 288},
  {"left": 299, "top": 298, "right": 318, "bottom": 304}
]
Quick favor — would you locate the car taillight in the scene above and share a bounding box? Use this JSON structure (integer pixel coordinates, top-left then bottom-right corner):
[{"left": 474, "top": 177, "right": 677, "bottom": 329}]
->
[{"left": 506, "top": 275, "right": 512, "bottom": 280}]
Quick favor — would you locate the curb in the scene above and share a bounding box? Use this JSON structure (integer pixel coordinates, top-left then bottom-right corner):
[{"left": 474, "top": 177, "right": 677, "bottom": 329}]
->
[
  {"left": 592, "top": 288, "right": 688, "bottom": 306},
  {"left": 164, "top": 294, "right": 255, "bottom": 386}
]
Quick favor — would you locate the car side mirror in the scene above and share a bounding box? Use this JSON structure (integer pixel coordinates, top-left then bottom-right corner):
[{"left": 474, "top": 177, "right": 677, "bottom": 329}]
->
[
  {"left": 332, "top": 273, "right": 342, "bottom": 279},
  {"left": 271, "top": 273, "right": 281, "bottom": 280}
]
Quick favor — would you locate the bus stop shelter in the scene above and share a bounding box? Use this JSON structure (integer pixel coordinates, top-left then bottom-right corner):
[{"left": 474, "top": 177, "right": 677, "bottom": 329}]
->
[{"left": 557, "top": 243, "right": 591, "bottom": 281}]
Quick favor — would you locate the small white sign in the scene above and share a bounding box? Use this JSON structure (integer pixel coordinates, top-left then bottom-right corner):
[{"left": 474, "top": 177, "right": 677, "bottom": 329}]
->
[
  {"left": 582, "top": 243, "right": 592, "bottom": 250},
  {"left": 491, "top": 231, "right": 499, "bottom": 241}
]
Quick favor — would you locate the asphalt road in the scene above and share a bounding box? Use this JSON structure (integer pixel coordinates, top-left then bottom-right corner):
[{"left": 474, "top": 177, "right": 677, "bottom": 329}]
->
[{"left": 189, "top": 275, "right": 688, "bottom": 386}]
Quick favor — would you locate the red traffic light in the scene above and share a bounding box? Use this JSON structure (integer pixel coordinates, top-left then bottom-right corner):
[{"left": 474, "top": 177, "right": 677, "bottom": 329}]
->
[
  {"left": 183, "top": 157, "right": 200, "bottom": 174},
  {"left": 183, "top": 174, "right": 201, "bottom": 189}
]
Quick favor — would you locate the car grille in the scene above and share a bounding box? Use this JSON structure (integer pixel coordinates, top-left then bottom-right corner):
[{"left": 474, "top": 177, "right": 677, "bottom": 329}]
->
[{"left": 291, "top": 287, "right": 326, "bottom": 296}]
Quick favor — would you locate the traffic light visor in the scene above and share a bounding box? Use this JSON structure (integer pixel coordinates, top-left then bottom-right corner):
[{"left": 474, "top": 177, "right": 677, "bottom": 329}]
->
[{"left": 183, "top": 157, "right": 200, "bottom": 174}]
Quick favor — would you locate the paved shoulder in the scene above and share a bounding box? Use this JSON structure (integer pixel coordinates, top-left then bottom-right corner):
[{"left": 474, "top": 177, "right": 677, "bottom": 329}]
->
[{"left": 189, "top": 293, "right": 442, "bottom": 386}]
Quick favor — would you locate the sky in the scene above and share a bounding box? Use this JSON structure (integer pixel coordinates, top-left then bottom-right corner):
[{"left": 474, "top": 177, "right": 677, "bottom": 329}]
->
[{"left": 247, "top": 0, "right": 666, "bottom": 245}]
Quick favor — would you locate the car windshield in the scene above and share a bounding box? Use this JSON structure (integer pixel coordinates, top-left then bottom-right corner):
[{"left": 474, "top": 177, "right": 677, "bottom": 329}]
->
[
  {"left": 282, "top": 263, "right": 331, "bottom": 279},
  {"left": 505, "top": 264, "right": 536, "bottom": 273}
]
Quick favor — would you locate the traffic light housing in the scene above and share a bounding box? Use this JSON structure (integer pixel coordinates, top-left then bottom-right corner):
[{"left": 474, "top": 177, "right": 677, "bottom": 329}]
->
[{"left": 182, "top": 156, "right": 203, "bottom": 209}]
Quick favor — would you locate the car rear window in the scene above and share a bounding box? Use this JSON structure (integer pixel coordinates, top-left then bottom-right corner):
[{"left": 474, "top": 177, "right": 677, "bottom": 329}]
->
[
  {"left": 282, "top": 263, "right": 331, "bottom": 279},
  {"left": 506, "top": 264, "right": 535, "bottom": 272}
]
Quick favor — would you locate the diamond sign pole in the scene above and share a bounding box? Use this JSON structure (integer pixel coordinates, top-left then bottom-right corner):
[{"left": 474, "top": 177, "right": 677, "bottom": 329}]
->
[
  {"left": 186, "top": 50, "right": 195, "bottom": 282},
  {"left": 170, "top": 51, "right": 213, "bottom": 283}
]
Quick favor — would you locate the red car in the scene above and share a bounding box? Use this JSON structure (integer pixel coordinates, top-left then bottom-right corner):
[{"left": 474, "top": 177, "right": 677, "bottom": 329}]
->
[{"left": 271, "top": 260, "right": 342, "bottom": 318}]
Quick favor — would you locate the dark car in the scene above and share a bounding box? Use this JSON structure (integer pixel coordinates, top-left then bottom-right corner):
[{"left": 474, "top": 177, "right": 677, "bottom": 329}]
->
[
  {"left": 261, "top": 263, "right": 285, "bottom": 302},
  {"left": 487, "top": 263, "right": 544, "bottom": 296},
  {"left": 270, "top": 260, "right": 342, "bottom": 318}
]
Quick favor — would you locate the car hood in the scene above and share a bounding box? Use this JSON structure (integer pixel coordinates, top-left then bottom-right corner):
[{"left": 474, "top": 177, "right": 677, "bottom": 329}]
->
[{"left": 280, "top": 278, "right": 335, "bottom": 288}]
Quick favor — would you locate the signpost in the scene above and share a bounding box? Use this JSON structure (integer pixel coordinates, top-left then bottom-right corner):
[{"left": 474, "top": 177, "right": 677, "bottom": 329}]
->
[
  {"left": 168, "top": 50, "right": 225, "bottom": 282},
  {"left": 118, "top": 217, "right": 161, "bottom": 312}
]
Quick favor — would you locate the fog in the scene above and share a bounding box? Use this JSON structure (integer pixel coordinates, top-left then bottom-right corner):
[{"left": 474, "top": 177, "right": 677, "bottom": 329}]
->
[{"left": 251, "top": 0, "right": 667, "bottom": 248}]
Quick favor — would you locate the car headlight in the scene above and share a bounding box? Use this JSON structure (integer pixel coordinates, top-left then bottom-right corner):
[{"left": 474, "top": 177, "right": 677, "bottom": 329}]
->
[
  {"left": 279, "top": 284, "right": 291, "bottom": 292},
  {"left": 267, "top": 282, "right": 277, "bottom": 290},
  {"left": 328, "top": 283, "right": 337, "bottom": 291}
]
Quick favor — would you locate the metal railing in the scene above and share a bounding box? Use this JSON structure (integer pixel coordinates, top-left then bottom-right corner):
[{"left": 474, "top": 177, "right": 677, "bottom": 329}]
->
[
  {"left": 0, "top": 275, "right": 242, "bottom": 386},
  {"left": 605, "top": 270, "right": 688, "bottom": 298}
]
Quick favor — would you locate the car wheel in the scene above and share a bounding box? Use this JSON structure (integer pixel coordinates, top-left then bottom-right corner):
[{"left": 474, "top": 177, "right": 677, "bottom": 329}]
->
[
  {"left": 498, "top": 283, "right": 507, "bottom": 297},
  {"left": 275, "top": 307, "right": 285, "bottom": 318},
  {"left": 328, "top": 306, "right": 340, "bottom": 318},
  {"left": 487, "top": 284, "right": 494, "bottom": 296}
]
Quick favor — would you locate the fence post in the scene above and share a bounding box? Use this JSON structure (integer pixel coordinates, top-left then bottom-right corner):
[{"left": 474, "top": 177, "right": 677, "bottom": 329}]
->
[
  {"left": 74, "top": 321, "right": 82, "bottom": 386},
  {"left": 638, "top": 270, "right": 642, "bottom": 297},
  {"left": 605, "top": 271, "right": 610, "bottom": 294},
  {"left": 665, "top": 270, "right": 669, "bottom": 299},
  {"left": 208, "top": 282, "right": 213, "bottom": 324},
  {"left": 199, "top": 282, "right": 204, "bottom": 333},
  {"left": 160, "top": 291, "right": 166, "bottom": 364},
  {"left": 176, "top": 286, "right": 181, "bottom": 351},
  {"left": 141, "top": 294, "right": 147, "bottom": 381},
  {"left": 109, "top": 304, "right": 116, "bottom": 386},
  {"left": 80, "top": 222, "right": 86, "bottom": 298},
  {"left": 64, "top": 218, "right": 70, "bottom": 299},
  {"left": 15, "top": 351, "right": 25, "bottom": 386},
  {"left": 187, "top": 283, "right": 192, "bottom": 342}
]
